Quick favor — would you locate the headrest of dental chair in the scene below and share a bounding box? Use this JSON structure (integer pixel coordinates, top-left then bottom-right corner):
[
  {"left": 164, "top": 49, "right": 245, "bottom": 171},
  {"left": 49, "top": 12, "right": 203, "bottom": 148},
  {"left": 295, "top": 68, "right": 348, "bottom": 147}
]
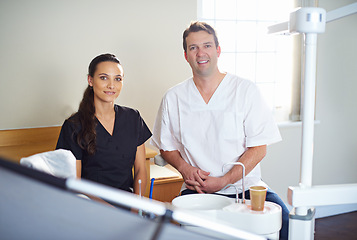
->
[{"left": 20, "top": 149, "right": 76, "bottom": 178}]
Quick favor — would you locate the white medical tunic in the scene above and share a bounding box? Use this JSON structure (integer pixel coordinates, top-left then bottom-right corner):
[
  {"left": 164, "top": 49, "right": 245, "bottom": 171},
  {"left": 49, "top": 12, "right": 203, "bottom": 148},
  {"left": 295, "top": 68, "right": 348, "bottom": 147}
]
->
[{"left": 151, "top": 73, "right": 282, "bottom": 194}]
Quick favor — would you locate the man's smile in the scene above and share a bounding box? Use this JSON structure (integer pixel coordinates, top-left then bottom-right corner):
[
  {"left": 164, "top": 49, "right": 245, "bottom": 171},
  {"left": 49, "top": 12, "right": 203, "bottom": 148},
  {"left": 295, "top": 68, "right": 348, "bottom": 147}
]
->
[{"left": 197, "top": 60, "right": 209, "bottom": 64}]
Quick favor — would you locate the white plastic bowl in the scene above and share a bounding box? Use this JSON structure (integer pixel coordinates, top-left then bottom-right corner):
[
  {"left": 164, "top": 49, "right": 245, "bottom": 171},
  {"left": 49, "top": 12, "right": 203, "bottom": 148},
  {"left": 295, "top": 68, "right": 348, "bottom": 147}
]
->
[{"left": 172, "top": 194, "right": 232, "bottom": 210}]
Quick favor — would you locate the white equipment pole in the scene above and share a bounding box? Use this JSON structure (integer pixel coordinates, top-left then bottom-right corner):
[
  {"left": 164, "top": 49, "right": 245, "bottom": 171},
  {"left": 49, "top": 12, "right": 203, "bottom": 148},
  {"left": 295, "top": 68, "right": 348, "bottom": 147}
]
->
[
  {"left": 289, "top": 8, "right": 326, "bottom": 240},
  {"left": 290, "top": 31, "right": 318, "bottom": 240},
  {"left": 268, "top": 7, "right": 326, "bottom": 240},
  {"left": 300, "top": 32, "right": 317, "bottom": 190},
  {"left": 268, "top": 4, "right": 357, "bottom": 240}
]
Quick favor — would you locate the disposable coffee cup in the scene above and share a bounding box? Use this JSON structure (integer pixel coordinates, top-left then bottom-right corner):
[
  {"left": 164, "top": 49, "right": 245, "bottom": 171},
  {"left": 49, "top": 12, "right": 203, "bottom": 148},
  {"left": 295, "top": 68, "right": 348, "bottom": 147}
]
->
[{"left": 249, "top": 186, "right": 267, "bottom": 211}]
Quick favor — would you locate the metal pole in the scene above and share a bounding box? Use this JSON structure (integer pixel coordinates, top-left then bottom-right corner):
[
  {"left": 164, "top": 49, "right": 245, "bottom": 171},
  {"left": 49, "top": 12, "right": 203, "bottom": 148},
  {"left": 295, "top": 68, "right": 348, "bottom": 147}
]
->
[
  {"left": 300, "top": 32, "right": 317, "bottom": 193},
  {"left": 290, "top": 32, "right": 318, "bottom": 240}
]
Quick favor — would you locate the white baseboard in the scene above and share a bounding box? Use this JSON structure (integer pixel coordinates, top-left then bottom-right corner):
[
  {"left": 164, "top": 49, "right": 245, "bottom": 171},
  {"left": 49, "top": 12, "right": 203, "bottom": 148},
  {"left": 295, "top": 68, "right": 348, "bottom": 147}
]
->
[
  {"left": 315, "top": 203, "right": 357, "bottom": 218},
  {"left": 286, "top": 203, "right": 357, "bottom": 218}
]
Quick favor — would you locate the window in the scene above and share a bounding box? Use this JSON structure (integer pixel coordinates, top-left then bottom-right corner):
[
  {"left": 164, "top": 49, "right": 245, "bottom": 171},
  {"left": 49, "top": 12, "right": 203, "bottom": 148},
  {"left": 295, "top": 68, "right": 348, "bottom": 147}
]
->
[{"left": 198, "top": 0, "right": 296, "bottom": 122}]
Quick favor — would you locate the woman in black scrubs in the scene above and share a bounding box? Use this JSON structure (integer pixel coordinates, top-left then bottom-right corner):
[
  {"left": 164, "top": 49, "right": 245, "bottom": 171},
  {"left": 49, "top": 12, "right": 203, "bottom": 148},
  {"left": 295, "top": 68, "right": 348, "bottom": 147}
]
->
[{"left": 56, "top": 53, "right": 151, "bottom": 197}]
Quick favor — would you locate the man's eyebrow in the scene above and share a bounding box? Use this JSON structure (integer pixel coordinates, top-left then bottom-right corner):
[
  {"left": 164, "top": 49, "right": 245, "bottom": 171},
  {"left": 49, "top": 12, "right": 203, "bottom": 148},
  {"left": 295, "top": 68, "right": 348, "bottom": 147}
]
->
[{"left": 188, "top": 41, "right": 214, "bottom": 47}]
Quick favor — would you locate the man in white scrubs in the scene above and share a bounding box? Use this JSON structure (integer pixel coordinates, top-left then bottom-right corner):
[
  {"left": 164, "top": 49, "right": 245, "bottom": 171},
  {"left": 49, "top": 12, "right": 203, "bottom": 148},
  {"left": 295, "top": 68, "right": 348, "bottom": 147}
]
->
[{"left": 151, "top": 21, "right": 288, "bottom": 240}]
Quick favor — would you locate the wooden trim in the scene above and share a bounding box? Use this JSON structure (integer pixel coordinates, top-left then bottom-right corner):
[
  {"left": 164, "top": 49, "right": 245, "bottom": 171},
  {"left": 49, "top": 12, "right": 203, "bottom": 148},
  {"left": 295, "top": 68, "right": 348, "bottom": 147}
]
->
[
  {"left": 0, "top": 126, "right": 61, "bottom": 147},
  {"left": 153, "top": 177, "right": 183, "bottom": 185},
  {"left": 0, "top": 126, "right": 157, "bottom": 163},
  {"left": 0, "top": 126, "right": 61, "bottom": 162}
]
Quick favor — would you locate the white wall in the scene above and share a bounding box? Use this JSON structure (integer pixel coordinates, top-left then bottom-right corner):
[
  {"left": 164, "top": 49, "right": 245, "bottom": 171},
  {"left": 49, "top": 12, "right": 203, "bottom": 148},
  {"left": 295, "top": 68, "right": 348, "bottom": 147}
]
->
[
  {"left": 314, "top": 0, "right": 357, "bottom": 185},
  {"left": 0, "top": 0, "right": 195, "bottom": 130},
  {"left": 261, "top": 0, "right": 357, "bottom": 206},
  {"left": 1, "top": 0, "right": 356, "bottom": 209}
]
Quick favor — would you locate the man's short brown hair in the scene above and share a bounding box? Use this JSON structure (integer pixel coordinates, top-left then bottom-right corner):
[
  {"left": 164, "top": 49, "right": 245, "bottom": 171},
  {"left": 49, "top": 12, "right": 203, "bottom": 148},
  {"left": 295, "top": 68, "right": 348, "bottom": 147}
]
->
[{"left": 183, "top": 21, "right": 219, "bottom": 52}]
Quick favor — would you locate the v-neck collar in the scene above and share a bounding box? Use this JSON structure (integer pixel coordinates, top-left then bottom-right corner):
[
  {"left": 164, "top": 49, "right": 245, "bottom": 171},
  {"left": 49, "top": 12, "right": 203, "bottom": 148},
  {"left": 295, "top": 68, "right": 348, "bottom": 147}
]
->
[
  {"left": 189, "top": 73, "right": 229, "bottom": 110},
  {"left": 96, "top": 105, "right": 118, "bottom": 137}
]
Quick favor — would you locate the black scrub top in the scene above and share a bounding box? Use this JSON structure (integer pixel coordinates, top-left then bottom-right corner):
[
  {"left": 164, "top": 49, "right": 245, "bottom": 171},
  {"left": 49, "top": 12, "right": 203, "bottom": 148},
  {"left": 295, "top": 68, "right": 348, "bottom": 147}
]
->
[{"left": 56, "top": 105, "right": 152, "bottom": 192}]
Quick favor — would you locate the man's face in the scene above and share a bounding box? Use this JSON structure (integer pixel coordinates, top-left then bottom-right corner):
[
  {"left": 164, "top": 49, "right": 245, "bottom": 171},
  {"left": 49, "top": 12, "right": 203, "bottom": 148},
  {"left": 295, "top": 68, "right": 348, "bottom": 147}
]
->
[{"left": 184, "top": 30, "right": 221, "bottom": 78}]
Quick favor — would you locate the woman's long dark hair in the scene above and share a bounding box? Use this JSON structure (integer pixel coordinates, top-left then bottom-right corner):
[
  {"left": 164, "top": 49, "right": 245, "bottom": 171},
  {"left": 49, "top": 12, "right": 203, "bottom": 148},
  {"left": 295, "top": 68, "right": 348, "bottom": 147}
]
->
[{"left": 73, "top": 53, "right": 121, "bottom": 155}]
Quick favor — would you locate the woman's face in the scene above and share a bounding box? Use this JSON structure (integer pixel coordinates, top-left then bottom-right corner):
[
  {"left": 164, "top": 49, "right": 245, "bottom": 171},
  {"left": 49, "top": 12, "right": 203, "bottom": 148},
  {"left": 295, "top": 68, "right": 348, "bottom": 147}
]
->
[{"left": 88, "top": 61, "right": 124, "bottom": 105}]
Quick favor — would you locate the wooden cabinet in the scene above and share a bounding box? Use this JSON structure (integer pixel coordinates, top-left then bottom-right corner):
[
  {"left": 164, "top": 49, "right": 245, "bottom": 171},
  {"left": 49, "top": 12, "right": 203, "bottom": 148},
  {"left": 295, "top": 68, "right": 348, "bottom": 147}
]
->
[{"left": 149, "top": 164, "right": 183, "bottom": 203}]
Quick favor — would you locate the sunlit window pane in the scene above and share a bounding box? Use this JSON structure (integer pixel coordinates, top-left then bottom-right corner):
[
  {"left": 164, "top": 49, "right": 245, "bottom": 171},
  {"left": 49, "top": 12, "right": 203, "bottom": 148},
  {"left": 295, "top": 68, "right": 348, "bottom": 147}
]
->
[
  {"left": 199, "top": 0, "right": 215, "bottom": 19},
  {"left": 236, "top": 53, "right": 256, "bottom": 81},
  {"left": 236, "top": 0, "right": 257, "bottom": 20},
  {"left": 256, "top": 0, "right": 281, "bottom": 21},
  {"left": 236, "top": 22, "right": 257, "bottom": 52},
  {"left": 258, "top": 0, "right": 292, "bottom": 20},
  {"left": 219, "top": 53, "right": 236, "bottom": 74},
  {"left": 215, "top": 21, "right": 237, "bottom": 52},
  {"left": 256, "top": 53, "right": 276, "bottom": 83},
  {"left": 256, "top": 22, "right": 276, "bottom": 52},
  {"left": 198, "top": 0, "right": 294, "bottom": 121},
  {"left": 215, "top": 0, "right": 236, "bottom": 20}
]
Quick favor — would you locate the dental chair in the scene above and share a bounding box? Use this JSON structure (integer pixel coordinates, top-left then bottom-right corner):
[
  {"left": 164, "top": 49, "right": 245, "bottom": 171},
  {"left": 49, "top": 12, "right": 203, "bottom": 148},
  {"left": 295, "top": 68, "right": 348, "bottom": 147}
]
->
[
  {"left": 20, "top": 149, "right": 77, "bottom": 178},
  {"left": 20, "top": 149, "right": 91, "bottom": 200}
]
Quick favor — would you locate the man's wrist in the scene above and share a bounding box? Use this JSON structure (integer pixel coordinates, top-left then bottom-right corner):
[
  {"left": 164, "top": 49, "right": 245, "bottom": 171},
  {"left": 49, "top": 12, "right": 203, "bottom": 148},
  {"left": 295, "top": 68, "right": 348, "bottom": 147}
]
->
[
  {"left": 176, "top": 160, "right": 189, "bottom": 175},
  {"left": 222, "top": 170, "right": 237, "bottom": 186}
]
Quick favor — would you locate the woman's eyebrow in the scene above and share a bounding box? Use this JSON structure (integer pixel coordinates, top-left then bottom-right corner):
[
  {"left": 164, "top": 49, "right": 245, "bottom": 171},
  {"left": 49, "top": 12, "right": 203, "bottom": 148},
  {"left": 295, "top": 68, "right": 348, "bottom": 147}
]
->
[{"left": 98, "top": 72, "right": 123, "bottom": 76}]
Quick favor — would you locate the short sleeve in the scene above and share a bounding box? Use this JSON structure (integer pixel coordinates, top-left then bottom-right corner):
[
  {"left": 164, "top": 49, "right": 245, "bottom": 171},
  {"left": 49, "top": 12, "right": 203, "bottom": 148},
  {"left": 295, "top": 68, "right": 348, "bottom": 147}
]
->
[
  {"left": 244, "top": 84, "right": 282, "bottom": 147},
  {"left": 136, "top": 111, "right": 152, "bottom": 146},
  {"left": 56, "top": 120, "right": 84, "bottom": 160},
  {"left": 151, "top": 95, "right": 180, "bottom": 151}
]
